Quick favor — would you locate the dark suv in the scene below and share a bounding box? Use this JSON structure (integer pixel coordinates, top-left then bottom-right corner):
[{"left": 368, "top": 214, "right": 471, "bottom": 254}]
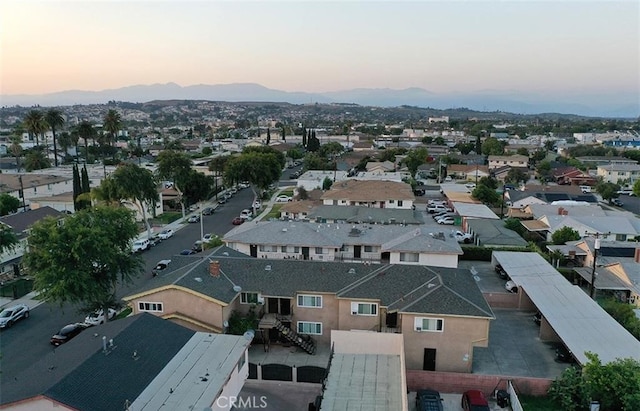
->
[{"left": 416, "top": 389, "right": 444, "bottom": 411}]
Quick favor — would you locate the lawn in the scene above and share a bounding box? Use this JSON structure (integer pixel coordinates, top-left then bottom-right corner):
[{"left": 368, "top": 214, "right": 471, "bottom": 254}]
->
[
  {"left": 114, "top": 306, "right": 132, "bottom": 320},
  {"left": 152, "top": 212, "right": 182, "bottom": 225},
  {"left": 519, "top": 395, "right": 562, "bottom": 411},
  {"left": 264, "top": 204, "right": 282, "bottom": 220}
]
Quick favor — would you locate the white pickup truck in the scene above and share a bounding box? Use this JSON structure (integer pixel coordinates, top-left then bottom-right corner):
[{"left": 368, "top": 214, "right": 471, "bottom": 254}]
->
[{"left": 454, "top": 231, "right": 473, "bottom": 244}]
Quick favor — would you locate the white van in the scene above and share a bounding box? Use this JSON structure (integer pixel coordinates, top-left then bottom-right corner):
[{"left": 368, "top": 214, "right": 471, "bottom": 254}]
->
[
  {"left": 132, "top": 238, "right": 150, "bottom": 253},
  {"left": 579, "top": 185, "right": 592, "bottom": 193}
]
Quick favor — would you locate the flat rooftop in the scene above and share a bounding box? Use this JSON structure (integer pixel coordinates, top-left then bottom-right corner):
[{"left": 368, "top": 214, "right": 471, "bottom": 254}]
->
[{"left": 320, "top": 353, "right": 404, "bottom": 411}]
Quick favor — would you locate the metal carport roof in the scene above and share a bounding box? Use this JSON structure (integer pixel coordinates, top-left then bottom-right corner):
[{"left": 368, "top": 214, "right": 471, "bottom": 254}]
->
[{"left": 492, "top": 251, "right": 640, "bottom": 365}]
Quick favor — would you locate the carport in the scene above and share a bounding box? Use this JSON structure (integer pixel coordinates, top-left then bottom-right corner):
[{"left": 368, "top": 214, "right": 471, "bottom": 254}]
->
[{"left": 492, "top": 251, "right": 640, "bottom": 365}]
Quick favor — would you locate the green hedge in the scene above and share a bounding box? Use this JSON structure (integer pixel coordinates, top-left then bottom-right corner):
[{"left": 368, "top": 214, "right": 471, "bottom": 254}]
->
[{"left": 460, "top": 245, "right": 534, "bottom": 261}]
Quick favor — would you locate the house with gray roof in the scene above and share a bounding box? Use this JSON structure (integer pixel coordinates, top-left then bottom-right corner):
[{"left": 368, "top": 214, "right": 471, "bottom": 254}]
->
[
  {"left": 124, "top": 248, "right": 494, "bottom": 373},
  {"left": 223, "top": 221, "right": 462, "bottom": 268},
  {"left": 307, "top": 205, "right": 424, "bottom": 225},
  {"left": 466, "top": 219, "right": 529, "bottom": 248},
  {"left": 0, "top": 313, "right": 251, "bottom": 411}
]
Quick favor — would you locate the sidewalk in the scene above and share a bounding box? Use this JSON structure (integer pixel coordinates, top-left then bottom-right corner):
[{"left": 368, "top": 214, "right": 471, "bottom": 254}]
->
[{"left": 0, "top": 290, "right": 43, "bottom": 311}]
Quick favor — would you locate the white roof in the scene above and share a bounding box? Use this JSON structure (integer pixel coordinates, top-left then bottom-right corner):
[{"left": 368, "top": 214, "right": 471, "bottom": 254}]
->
[
  {"left": 131, "top": 333, "right": 250, "bottom": 410},
  {"left": 452, "top": 202, "right": 500, "bottom": 219},
  {"left": 493, "top": 251, "right": 640, "bottom": 365},
  {"left": 320, "top": 354, "right": 404, "bottom": 411}
]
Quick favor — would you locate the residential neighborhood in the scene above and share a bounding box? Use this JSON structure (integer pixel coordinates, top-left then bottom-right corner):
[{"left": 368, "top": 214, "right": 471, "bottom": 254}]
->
[{"left": 0, "top": 100, "right": 639, "bottom": 411}]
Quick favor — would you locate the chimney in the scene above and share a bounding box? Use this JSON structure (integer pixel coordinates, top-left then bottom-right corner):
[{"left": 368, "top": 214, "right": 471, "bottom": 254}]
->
[
  {"left": 209, "top": 260, "right": 220, "bottom": 277},
  {"left": 557, "top": 207, "right": 568, "bottom": 216},
  {"left": 635, "top": 248, "right": 640, "bottom": 264}
]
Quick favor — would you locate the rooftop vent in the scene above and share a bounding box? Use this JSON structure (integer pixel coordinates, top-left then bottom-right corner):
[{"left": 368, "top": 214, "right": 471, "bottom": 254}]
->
[
  {"left": 233, "top": 285, "right": 242, "bottom": 293},
  {"left": 282, "top": 228, "right": 287, "bottom": 232},
  {"left": 265, "top": 265, "right": 271, "bottom": 271},
  {"left": 348, "top": 268, "right": 356, "bottom": 274},
  {"left": 194, "top": 277, "right": 202, "bottom": 282},
  {"left": 348, "top": 227, "right": 362, "bottom": 237},
  {"left": 209, "top": 260, "right": 220, "bottom": 277}
]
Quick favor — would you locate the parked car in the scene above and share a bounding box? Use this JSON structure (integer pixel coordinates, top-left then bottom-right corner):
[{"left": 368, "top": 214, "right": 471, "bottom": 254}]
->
[
  {"left": 461, "top": 390, "right": 490, "bottom": 411},
  {"left": 413, "top": 189, "right": 426, "bottom": 196},
  {"left": 180, "top": 249, "right": 197, "bottom": 255},
  {"left": 158, "top": 229, "right": 174, "bottom": 240},
  {"left": 416, "top": 389, "right": 444, "bottom": 411},
  {"left": 437, "top": 216, "right": 455, "bottom": 225},
  {"left": 232, "top": 217, "right": 245, "bottom": 225},
  {"left": 154, "top": 259, "right": 171, "bottom": 271},
  {"left": 253, "top": 201, "right": 262, "bottom": 209},
  {"left": 427, "top": 204, "right": 448, "bottom": 213},
  {"left": 505, "top": 280, "right": 518, "bottom": 293},
  {"left": 555, "top": 344, "right": 574, "bottom": 363},
  {"left": 202, "top": 207, "right": 214, "bottom": 215},
  {"left": 51, "top": 323, "right": 88, "bottom": 346},
  {"left": 533, "top": 311, "right": 542, "bottom": 325},
  {"left": 149, "top": 234, "right": 162, "bottom": 247},
  {"left": 433, "top": 212, "right": 454, "bottom": 221},
  {"left": 84, "top": 308, "right": 117, "bottom": 326},
  {"left": 465, "top": 182, "right": 476, "bottom": 189},
  {"left": 240, "top": 209, "right": 252, "bottom": 219},
  {"left": 188, "top": 204, "right": 199, "bottom": 212},
  {"left": 131, "top": 238, "right": 150, "bottom": 253},
  {"left": 611, "top": 198, "right": 623, "bottom": 207},
  {"left": 495, "top": 264, "right": 508, "bottom": 279},
  {"left": 0, "top": 304, "right": 30, "bottom": 328},
  {"left": 427, "top": 199, "right": 447, "bottom": 206},
  {"left": 203, "top": 233, "right": 213, "bottom": 241},
  {"left": 275, "top": 195, "right": 292, "bottom": 202},
  {"left": 218, "top": 198, "right": 227, "bottom": 205},
  {"left": 187, "top": 215, "right": 201, "bottom": 223},
  {"left": 454, "top": 231, "right": 473, "bottom": 244}
]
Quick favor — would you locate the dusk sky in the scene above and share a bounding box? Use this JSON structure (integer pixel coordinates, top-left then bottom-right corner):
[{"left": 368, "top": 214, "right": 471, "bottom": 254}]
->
[{"left": 1, "top": 1, "right": 638, "bottom": 97}]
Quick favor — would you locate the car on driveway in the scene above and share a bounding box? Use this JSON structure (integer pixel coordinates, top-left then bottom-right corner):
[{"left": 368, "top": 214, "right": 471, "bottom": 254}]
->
[
  {"left": 416, "top": 389, "right": 443, "bottom": 411},
  {"left": 232, "top": 217, "right": 245, "bottom": 225},
  {"left": 158, "top": 229, "right": 174, "bottom": 240},
  {"left": 454, "top": 231, "right": 473, "bottom": 244},
  {"left": 461, "top": 390, "right": 490, "bottom": 411},
  {"left": 187, "top": 215, "right": 201, "bottom": 223},
  {"left": 465, "top": 182, "right": 477, "bottom": 190},
  {"left": 51, "top": 323, "right": 88, "bottom": 346},
  {"left": 84, "top": 308, "right": 117, "bottom": 326},
  {"left": 240, "top": 209, "right": 252, "bottom": 219},
  {"left": 275, "top": 195, "right": 292, "bottom": 202},
  {"left": 0, "top": 304, "right": 30, "bottom": 328}
]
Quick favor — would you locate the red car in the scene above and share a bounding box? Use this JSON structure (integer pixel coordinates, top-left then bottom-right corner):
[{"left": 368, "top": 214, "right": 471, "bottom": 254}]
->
[
  {"left": 461, "top": 390, "right": 490, "bottom": 411},
  {"left": 232, "top": 217, "right": 244, "bottom": 225}
]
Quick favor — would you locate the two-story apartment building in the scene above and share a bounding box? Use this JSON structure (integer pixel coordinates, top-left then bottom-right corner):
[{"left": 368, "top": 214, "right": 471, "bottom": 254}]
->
[
  {"left": 321, "top": 180, "right": 415, "bottom": 209},
  {"left": 596, "top": 163, "right": 640, "bottom": 184},
  {"left": 123, "top": 248, "right": 494, "bottom": 373},
  {"left": 223, "top": 221, "right": 462, "bottom": 268},
  {"left": 487, "top": 155, "right": 529, "bottom": 170}
]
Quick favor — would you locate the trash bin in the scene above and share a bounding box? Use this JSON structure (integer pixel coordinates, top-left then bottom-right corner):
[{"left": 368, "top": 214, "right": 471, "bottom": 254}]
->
[{"left": 496, "top": 390, "right": 510, "bottom": 408}]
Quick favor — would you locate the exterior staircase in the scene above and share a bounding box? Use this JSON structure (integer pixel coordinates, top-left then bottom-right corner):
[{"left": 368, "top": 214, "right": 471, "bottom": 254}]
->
[{"left": 273, "top": 318, "right": 316, "bottom": 354}]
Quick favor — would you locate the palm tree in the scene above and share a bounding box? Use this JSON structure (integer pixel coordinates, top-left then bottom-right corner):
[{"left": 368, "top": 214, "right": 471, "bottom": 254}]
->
[
  {"left": 23, "top": 110, "right": 45, "bottom": 146},
  {"left": 77, "top": 121, "right": 95, "bottom": 164},
  {"left": 9, "top": 135, "right": 23, "bottom": 172},
  {"left": 103, "top": 109, "right": 121, "bottom": 148},
  {"left": 45, "top": 109, "right": 65, "bottom": 167}
]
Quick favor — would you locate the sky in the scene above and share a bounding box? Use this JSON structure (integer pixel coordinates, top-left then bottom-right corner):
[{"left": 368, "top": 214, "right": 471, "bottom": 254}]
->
[{"left": 1, "top": 0, "right": 639, "bottom": 97}]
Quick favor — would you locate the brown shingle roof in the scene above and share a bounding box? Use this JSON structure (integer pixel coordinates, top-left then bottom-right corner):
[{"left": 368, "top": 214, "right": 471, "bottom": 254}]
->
[{"left": 321, "top": 180, "right": 414, "bottom": 202}]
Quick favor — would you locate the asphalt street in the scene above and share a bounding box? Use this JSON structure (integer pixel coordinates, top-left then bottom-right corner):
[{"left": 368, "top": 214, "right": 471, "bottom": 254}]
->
[{"left": 0, "top": 184, "right": 263, "bottom": 386}]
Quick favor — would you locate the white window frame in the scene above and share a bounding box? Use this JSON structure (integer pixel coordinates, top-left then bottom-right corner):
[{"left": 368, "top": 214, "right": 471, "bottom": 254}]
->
[
  {"left": 363, "top": 245, "right": 373, "bottom": 253},
  {"left": 297, "top": 294, "right": 323, "bottom": 308},
  {"left": 240, "top": 292, "right": 259, "bottom": 304},
  {"left": 399, "top": 252, "right": 419, "bottom": 262},
  {"left": 315, "top": 247, "right": 323, "bottom": 255},
  {"left": 414, "top": 317, "right": 444, "bottom": 332},
  {"left": 138, "top": 301, "right": 164, "bottom": 312},
  {"left": 297, "top": 321, "right": 322, "bottom": 335},
  {"left": 351, "top": 302, "right": 378, "bottom": 316}
]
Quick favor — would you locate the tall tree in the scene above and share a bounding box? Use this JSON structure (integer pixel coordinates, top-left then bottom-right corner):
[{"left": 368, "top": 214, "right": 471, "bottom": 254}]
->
[
  {"left": 25, "top": 206, "right": 143, "bottom": 323},
  {"left": 77, "top": 121, "right": 95, "bottom": 164},
  {"left": 9, "top": 135, "right": 23, "bottom": 172},
  {"left": 24, "top": 147, "right": 51, "bottom": 171},
  {"left": 403, "top": 147, "right": 429, "bottom": 177},
  {"left": 45, "top": 109, "right": 65, "bottom": 167},
  {"left": 481, "top": 137, "right": 505, "bottom": 155},
  {"left": 281, "top": 125, "right": 286, "bottom": 141},
  {"left": 72, "top": 164, "right": 82, "bottom": 211},
  {"left": 103, "top": 109, "right": 121, "bottom": 149},
  {"left": 156, "top": 150, "right": 193, "bottom": 217},
  {"left": 475, "top": 135, "right": 482, "bottom": 154},
  {"left": 0, "top": 194, "right": 20, "bottom": 216},
  {"left": 110, "top": 163, "right": 159, "bottom": 237},
  {"left": 23, "top": 110, "right": 45, "bottom": 146},
  {"left": 302, "top": 126, "right": 307, "bottom": 147},
  {"left": 266, "top": 128, "right": 271, "bottom": 145},
  {"left": 0, "top": 223, "right": 18, "bottom": 254}
]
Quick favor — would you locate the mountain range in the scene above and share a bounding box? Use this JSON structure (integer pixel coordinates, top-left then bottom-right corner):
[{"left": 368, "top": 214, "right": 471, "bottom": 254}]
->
[{"left": 2, "top": 82, "right": 638, "bottom": 118}]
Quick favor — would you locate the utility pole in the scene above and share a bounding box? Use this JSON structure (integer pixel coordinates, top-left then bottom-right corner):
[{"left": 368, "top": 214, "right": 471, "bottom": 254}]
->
[
  {"left": 18, "top": 175, "right": 26, "bottom": 212},
  {"left": 586, "top": 232, "right": 610, "bottom": 299}
]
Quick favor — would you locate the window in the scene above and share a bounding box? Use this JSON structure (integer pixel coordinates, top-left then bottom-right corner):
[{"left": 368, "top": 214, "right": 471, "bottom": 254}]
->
[
  {"left": 364, "top": 245, "right": 373, "bottom": 253},
  {"left": 297, "top": 321, "right": 322, "bottom": 335},
  {"left": 340, "top": 245, "right": 347, "bottom": 252},
  {"left": 399, "top": 252, "right": 419, "bottom": 262},
  {"left": 240, "top": 292, "right": 259, "bottom": 304},
  {"left": 259, "top": 245, "right": 265, "bottom": 252},
  {"left": 389, "top": 200, "right": 395, "bottom": 203},
  {"left": 315, "top": 247, "right": 323, "bottom": 254},
  {"left": 298, "top": 294, "right": 322, "bottom": 308},
  {"left": 294, "top": 246, "right": 300, "bottom": 253},
  {"left": 415, "top": 317, "right": 444, "bottom": 332},
  {"left": 138, "top": 301, "right": 163, "bottom": 312},
  {"left": 351, "top": 302, "right": 378, "bottom": 316},
  {"left": 281, "top": 246, "right": 287, "bottom": 253},
  {"left": 397, "top": 200, "right": 403, "bottom": 207}
]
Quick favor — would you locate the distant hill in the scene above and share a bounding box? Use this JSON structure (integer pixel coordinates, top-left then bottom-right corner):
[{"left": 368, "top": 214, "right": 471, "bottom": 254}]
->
[{"left": 1, "top": 82, "right": 637, "bottom": 118}]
